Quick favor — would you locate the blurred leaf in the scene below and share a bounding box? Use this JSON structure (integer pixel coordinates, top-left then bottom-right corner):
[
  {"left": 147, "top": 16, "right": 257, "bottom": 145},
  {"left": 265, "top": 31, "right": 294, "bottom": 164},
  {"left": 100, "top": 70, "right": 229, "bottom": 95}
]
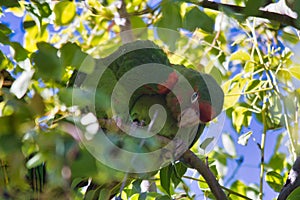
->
[
  {"left": 158, "top": 2, "right": 181, "bottom": 30},
  {"left": 26, "top": 153, "right": 44, "bottom": 169},
  {"left": 232, "top": 106, "right": 252, "bottom": 133},
  {"left": 54, "top": 1, "right": 76, "bottom": 25},
  {"left": 0, "top": 23, "right": 12, "bottom": 35},
  {"left": 245, "top": 80, "right": 262, "bottom": 92},
  {"left": 60, "top": 42, "right": 94, "bottom": 73},
  {"left": 267, "top": 153, "right": 285, "bottom": 172},
  {"left": 10, "top": 42, "right": 29, "bottom": 61},
  {"left": 198, "top": 175, "right": 209, "bottom": 190},
  {"left": 10, "top": 70, "right": 34, "bottom": 99},
  {"left": 29, "top": 92, "right": 45, "bottom": 116},
  {"left": 287, "top": 187, "right": 300, "bottom": 200},
  {"left": 160, "top": 165, "right": 172, "bottom": 195},
  {"left": 274, "top": 133, "right": 284, "bottom": 153},
  {"left": 289, "top": 65, "right": 300, "bottom": 80},
  {"left": 183, "top": 7, "right": 214, "bottom": 33},
  {"left": 265, "top": 171, "right": 283, "bottom": 192},
  {"left": 200, "top": 137, "right": 214, "bottom": 150},
  {"left": 222, "top": 75, "right": 248, "bottom": 110},
  {"left": 0, "top": 0, "right": 20, "bottom": 7},
  {"left": 70, "top": 149, "right": 98, "bottom": 178},
  {"left": 0, "top": 51, "right": 14, "bottom": 70},
  {"left": 131, "top": 179, "right": 142, "bottom": 194},
  {"left": 244, "top": 61, "right": 255, "bottom": 74},
  {"left": 231, "top": 180, "right": 247, "bottom": 197},
  {"left": 35, "top": 2, "right": 52, "bottom": 18},
  {"left": 156, "top": 195, "right": 172, "bottom": 200},
  {"left": 32, "top": 42, "right": 63, "bottom": 81},
  {"left": 237, "top": 131, "right": 253, "bottom": 146},
  {"left": 222, "top": 133, "right": 236, "bottom": 157},
  {"left": 58, "top": 88, "right": 93, "bottom": 107},
  {"left": 282, "top": 29, "right": 299, "bottom": 44},
  {"left": 155, "top": 2, "right": 181, "bottom": 50},
  {"left": 231, "top": 50, "right": 251, "bottom": 61},
  {"left": 243, "top": 0, "right": 265, "bottom": 16}
]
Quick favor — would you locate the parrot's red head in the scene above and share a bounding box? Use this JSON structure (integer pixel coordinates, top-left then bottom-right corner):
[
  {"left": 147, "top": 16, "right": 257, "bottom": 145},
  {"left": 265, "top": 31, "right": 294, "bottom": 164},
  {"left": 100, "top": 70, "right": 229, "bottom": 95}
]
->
[
  {"left": 176, "top": 91, "right": 218, "bottom": 127},
  {"left": 165, "top": 65, "right": 224, "bottom": 127}
]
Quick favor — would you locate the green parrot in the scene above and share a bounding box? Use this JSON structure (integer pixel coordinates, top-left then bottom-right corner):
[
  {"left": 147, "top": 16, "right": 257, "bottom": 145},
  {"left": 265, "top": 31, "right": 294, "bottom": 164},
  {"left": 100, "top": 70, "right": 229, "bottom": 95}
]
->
[
  {"left": 130, "top": 64, "right": 224, "bottom": 148},
  {"left": 70, "top": 40, "right": 224, "bottom": 200}
]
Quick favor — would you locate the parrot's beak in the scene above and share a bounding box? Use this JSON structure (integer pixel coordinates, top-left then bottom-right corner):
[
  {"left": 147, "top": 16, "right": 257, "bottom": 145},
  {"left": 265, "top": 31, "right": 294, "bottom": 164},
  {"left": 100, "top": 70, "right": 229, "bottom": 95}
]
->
[{"left": 178, "top": 107, "right": 201, "bottom": 127}]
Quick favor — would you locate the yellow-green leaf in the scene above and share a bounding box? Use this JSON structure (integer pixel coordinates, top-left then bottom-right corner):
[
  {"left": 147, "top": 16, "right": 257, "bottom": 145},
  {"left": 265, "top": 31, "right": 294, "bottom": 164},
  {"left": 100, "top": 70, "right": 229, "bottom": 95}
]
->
[
  {"left": 230, "top": 50, "right": 251, "bottom": 61},
  {"left": 289, "top": 65, "right": 300, "bottom": 80},
  {"left": 54, "top": 1, "right": 76, "bottom": 26},
  {"left": 265, "top": 171, "right": 283, "bottom": 192}
]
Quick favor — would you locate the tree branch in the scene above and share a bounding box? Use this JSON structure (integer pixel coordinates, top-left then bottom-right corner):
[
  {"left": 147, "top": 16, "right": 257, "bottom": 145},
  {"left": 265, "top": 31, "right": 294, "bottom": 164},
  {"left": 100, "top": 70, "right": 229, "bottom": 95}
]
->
[
  {"left": 188, "top": 0, "right": 300, "bottom": 30},
  {"left": 277, "top": 157, "right": 300, "bottom": 200},
  {"left": 117, "top": 0, "right": 134, "bottom": 43},
  {"left": 181, "top": 150, "right": 228, "bottom": 200}
]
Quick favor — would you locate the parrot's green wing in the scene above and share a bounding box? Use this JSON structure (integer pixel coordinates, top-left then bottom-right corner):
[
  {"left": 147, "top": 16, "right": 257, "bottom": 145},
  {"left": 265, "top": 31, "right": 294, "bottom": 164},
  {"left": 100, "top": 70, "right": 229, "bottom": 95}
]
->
[
  {"left": 99, "top": 40, "right": 176, "bottom": 110},
  {"left": 103, "top": 40, "right": 171, "bottom": 79}
]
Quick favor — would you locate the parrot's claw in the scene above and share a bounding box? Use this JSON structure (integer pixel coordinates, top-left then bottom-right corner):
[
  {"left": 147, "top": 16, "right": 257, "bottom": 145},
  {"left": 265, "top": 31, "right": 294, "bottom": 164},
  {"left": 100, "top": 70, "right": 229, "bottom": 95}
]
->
[
  {"left": 173, "top": 138, "right": 188, "bottom": 159},
  {"left": 160, "top": 138, "right": 188, "bottom": 163}
]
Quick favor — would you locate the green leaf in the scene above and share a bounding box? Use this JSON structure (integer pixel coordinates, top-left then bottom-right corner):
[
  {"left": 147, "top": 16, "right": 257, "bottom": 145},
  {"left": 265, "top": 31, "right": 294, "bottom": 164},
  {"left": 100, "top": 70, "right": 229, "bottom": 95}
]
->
[
  {"left": 267, "top": 153, "right": 285, "bottom": 172},
  {"left": 0, "top": 23, "right": 12, "bottom": 35},
  {"left": 33, "top": 42, "right": 63, "bottom": 81},
  {"left": 231, "top": 180, "right": 247, "bottom": 196},
  {"left": 155, "top": 195, "right": 172, "bottom": 200},
  {"left": 132, "top": 179, "right": 142, "bottom": 194},
  {"left": 36, "top": 2, "right": 52, "bottom": 18},
  {"left": 171, "top": 162, "right": 187, "bottom": 188},
  {"left": 160, "top": 165, "right": 172, "bottom": 195},
  {"left": 10, "top": 42, "right": 29, "bottom": 61},
  {"left": 54, "top": 1, "right": 76, "bottom": 25},
  {"left": 60, "top": 42, "right": 94, "bottom": 73},
  {"left": 237, "top": 131, "right": 253, "bottom": 146},
  {"left": 98, "top": 188, "right": 112, "bottom": 200},
  {"left": 158, "top": 2, "right": 182, "bottom": 30},
  {"left": 243, "top": 0, "right": 265, "bottom": 16},
  {"left": 287, "top": 187, "right": 300, "bottom": 200},
  {"left": 183, "top": 7, "right": 214, "bottom": 33},
  {"left": 59, "top": 88, "right": 95, "bottom": 107},
  {"left": 230, "top": 50, "right": 251, "bottom": 61},
  {"left": 232, "top": 105, "right": 252, "bottom": 133},
  {"left": 222, "top": 75, "right": 248, "bottom": 110},
  {"left": 200, "top": 137, "right": 214, "bottom": 150},
  {"left": 198, "top": 175, "right": 209, "bottom": 190},
  {"left": 155, "top": 3, "right": 181, "bottom": 50},
  {"left": 265, "top": 171, "right": 284, "bottom": 192},
  {"left": 245, "top": 80, "right": 261, "bottom": 92},
  {"left": 0, "top": 51, "right": 14, "bottom": 70},
  {"left": 222, "top": 133, "right": 236, "bottom": 157},
  {"left": 0, "top": 0, "right": 20, "bottom": 7}
]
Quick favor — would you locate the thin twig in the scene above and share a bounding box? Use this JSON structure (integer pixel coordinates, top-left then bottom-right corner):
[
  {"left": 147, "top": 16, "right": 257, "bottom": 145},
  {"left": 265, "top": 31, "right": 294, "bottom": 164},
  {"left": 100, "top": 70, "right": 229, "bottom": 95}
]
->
[
  {"left": 259, "top": 104, "right": 267, "bottom": 200},
  {"left": 183, "top": 175, "right": 252, "bottom": 200}
]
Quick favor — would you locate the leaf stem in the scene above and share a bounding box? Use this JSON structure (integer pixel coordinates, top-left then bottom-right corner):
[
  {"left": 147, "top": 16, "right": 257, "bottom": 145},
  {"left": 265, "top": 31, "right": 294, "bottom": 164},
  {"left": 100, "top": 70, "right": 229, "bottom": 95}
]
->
[{"left": 259, "top": 104, "right": 267, "bottom": 200}]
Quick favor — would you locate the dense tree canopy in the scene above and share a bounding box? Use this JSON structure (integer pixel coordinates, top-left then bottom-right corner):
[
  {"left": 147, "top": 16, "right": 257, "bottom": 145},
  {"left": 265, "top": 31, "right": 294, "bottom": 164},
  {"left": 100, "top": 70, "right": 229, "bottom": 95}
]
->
[{"left": 1, "top": 0, "right": 300, "bottom": 200}]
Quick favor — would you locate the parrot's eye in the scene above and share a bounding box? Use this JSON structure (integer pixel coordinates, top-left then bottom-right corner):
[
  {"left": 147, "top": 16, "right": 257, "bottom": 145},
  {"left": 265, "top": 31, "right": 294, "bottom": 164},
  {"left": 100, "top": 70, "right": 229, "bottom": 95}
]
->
[{"left": 191, "top": 92, "right": 198, "bottom": 103}]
